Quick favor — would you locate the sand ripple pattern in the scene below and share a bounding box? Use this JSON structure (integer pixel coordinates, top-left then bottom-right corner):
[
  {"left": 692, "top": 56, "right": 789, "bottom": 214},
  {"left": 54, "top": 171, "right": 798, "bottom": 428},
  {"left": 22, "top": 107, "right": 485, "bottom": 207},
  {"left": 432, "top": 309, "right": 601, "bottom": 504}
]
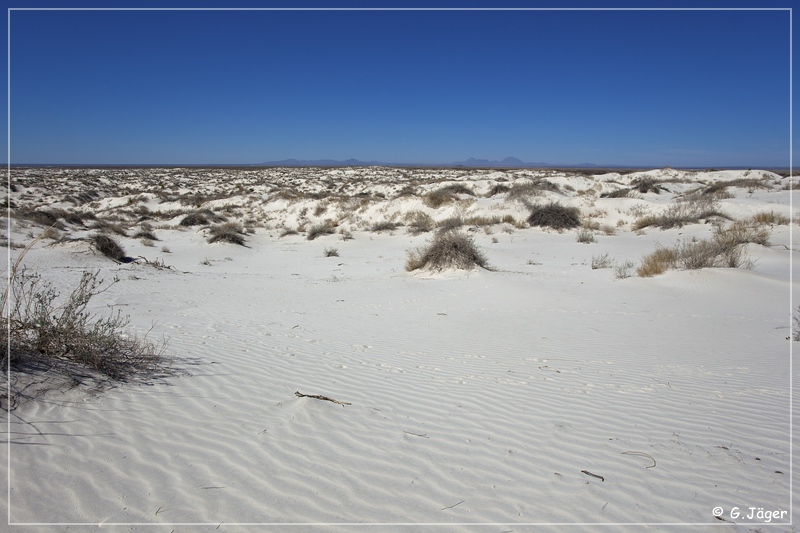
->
[{"left": 7, "top": 263, "right": 791, "bottom": 528}]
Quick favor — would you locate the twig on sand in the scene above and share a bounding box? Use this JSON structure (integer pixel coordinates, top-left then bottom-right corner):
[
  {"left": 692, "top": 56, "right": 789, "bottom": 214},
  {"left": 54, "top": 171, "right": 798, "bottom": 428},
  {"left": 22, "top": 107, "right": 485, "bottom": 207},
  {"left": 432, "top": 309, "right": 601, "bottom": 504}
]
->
[
  {"left": 295, "top": 391, "right": 351, "bottom": 406},
  {"left": 441, "top": 500, "right": 464, "bottom": 511},
  {"left": 581, "top": 470, "right": 605, "bottom": 481},
  {"left": 404, "top": 431, "right": 429, "bottom": 438},
  {"left": 622, "top": 451, "right": 657, "bottom": 469}
]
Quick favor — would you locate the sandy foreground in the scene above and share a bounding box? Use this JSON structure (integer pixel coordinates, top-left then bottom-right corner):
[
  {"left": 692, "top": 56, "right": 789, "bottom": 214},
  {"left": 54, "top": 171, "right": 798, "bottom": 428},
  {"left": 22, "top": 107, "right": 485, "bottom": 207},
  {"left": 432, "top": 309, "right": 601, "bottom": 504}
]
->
[{"left": 0, "top": 166, "right": 797, "bottom": 531}]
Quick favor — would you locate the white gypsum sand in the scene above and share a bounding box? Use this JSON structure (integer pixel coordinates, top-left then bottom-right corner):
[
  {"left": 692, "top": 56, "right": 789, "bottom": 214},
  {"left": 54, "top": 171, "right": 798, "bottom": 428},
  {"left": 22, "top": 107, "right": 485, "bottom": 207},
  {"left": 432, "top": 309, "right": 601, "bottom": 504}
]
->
[{"left": 1, "top": 166, "right": 795, "bottom": 530}]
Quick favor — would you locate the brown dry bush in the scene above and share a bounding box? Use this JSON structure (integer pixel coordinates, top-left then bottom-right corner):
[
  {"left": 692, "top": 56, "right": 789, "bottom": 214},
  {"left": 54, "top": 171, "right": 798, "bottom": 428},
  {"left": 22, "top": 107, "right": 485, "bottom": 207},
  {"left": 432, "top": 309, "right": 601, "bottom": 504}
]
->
[
  {"left": 1, "top": 264, "right": 169, "bottom": 408},
  {"left": 207, "top": 222, "right": 247, "bottom": 245},
  {"left": 370, "top": 220, "right": 400, "bottom": 233},
  {"left": 630, "top": 177, "right": 667, "bottom": 194},
  {"left": 179, "top": 209, "right": 227, "bottom": 227},
  {"left": 637, "top": 221, "right": 766, "bottom": 277},
  {"left": 507, "top": 180, "right": 561, "bottom": 200},
  {"left": 405, "top": 211, "right": 434, "bottom": 235},
  {"left": 90, "top": 233, "right": 130, "bottom": 262},
  {"left": 527, "top": 202, "right": 581, "bottom": 230},
  {"left": 632, "top": 197, "right": 727, "bottom": 230},
  {"left": 406, "top": 231, "right": 490, "bottom": 272},
  {"left": 636, "top": 246, "right": 679, "bottom": 277},
  {"left": 750, "top": 211, "right": 789, "bottom": 226},
  {"left": 306, "top": 222, "right": 336, "bottom": 240}
]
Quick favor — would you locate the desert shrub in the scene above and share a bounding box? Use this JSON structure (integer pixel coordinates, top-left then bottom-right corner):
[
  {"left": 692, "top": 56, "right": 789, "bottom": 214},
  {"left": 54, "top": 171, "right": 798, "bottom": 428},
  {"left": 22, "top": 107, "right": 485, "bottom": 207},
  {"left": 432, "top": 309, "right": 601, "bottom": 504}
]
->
[
  {"left": 40, "top": 227, "right": 61, "bottom": 240},
  {"left": 750, "top": 211, "right": 789, "bottom": 225},
  {"left": 591, "top": 252, "right": 613, "bottom": 269},
  {"left": 600, "top": 224, "right": 617, "bottom": 236},
  {"left": 406, "top": 231, "right": 490, "bottom": 272},
  {"left": 486, "top": 184, "right": 510, "bottom": 196},
  {"left": 179, "top": 209, "right": 227, "bottom": 227},
  {"left": 702, "top": 178, "right": 771, "bottom": 196},
  {"left": 637, "top": 222, "right": 765, "bottom": 277},
  {"left": 713, "top": 220, "right": 770, "bottom": 247},
  {"left": 437, "top": 183, "right": 475, "bottom": 196},
  {"left": 465, "top": 215, "right": 502, "bottom": 227},
  {"left": 576, "top": 228, "right": 595, "bottom": 244},
  {"left": 405, "top": 211, "right": 434, "bottom": 235},
  {"left": 279, "top": 228, "right": 299, "bottom": 238},
  {"left": 1, "top": 264, "right": 169, "bottom": 406},
  {"left": 207, "top": 222, "right": 246, "bottom": 245},
  {"left": 133, "top": 229, "right": 159, "bottom": 241},
  {"left": 527, "top": 202, "right": 581, "bottom": 230},
  {"left": 600, "top": 187, "right": 632, "bottom": 199},
  {"left": 324, "top": 247, "right": 339, "bottom": 257},
  {"left": 436, "top": 216, "right": 464, "bottom": 233},
  {"left": 614, "top": 261, "right": 635, "bottom": 279},
  {"left": 793, "top": 307, "right": 800, "bottom": 341},
  {"left": 393, "top": 185, "right": 418, "bottom": 199},
  {"left": 370, "top": 220, "right": 399, "bottom": 233},
  {"left": 90, "top": 233, "right": 129, "bottom": 262},
  {"left": 507, "top": 180, "right": 560, "bottom": 200},
  {"left": 632, "top": 197, "right": 727, "bottom": 230},
  {"left": 423, "top": 189, "right": 454, "bottom": 209},
  {"left": 90, "top": 219, "right": 129, "bottom": 236},
  {"left": 306, "top": 222, "right": 335, "bottom": 240},
  {"left": 16, "top": 208, "right": 66, "bottom": 230},
  {"left": 636, "top": 246, "right": 679, "bottom": 277},
  {"left": 631, "top": 177, "right": 667, "bottom": 194}
]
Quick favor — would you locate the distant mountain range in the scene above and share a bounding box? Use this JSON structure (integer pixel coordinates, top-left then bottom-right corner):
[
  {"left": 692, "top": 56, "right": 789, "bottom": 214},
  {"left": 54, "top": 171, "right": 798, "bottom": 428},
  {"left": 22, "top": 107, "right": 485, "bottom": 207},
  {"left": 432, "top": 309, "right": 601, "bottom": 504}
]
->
[{"left": 258, "top": 157, "right": 607, "bottom": 168}]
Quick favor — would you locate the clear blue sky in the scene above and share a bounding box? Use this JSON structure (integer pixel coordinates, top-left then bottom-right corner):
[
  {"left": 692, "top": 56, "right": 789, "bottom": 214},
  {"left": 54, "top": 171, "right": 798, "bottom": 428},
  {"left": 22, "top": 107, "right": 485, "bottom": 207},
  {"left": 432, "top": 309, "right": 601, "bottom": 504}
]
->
[{"left": 5, "top": 1, "right": 796, "bottom": 167}]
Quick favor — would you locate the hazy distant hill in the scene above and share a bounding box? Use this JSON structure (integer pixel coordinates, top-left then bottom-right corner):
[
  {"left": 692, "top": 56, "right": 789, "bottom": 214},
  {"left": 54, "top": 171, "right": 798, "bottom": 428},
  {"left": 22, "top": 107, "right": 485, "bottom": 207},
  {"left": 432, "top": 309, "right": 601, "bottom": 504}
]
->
[{"left": 258, "top": 157, "right": 605, "bottom": 168}]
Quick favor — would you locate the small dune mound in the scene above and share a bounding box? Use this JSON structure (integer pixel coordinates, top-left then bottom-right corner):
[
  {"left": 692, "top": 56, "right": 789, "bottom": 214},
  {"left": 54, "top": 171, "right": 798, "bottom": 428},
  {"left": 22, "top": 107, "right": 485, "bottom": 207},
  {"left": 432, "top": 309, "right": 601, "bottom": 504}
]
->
[{"left": 406, "top": 230, "right": 490, "bottom": 272}]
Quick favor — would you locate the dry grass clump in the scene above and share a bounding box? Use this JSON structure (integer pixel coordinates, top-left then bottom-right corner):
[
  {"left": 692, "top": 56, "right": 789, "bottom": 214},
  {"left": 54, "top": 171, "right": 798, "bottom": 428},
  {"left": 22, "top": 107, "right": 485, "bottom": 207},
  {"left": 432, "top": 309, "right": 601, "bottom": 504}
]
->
[
  {"left": 406, "top": 231, "right": 490, "bottom": 272},
  {"left": 179, "top": 209, "right": 227, "bottom": 227},
  {"left": 630, "top": 177, "right": 667, "bottom": 194},
  {"left": 423, "top": 184, "right": 474, "bottom": 208},
  {"left": 750, "top": 211, "right": 789, "bottom": 225},
  {"left": 486, "top": 184, "right": 510, "bottom": 197},
  {"left": 465, "top": 215, "right": 503, "bottom": 227},
  {"left": 2, "top": 263, "right": 169, "bottom": 407},
  {"left": 323, "top": 247, "right": 339, "bottom": 257},
  {"left": 370, "top": 220, "right": 400, "bottom": 233},
  {"left": 207, "top": 222, "right": 247, "bottom": 245},
  {"left": 636, "top": 246, "right": 679, "bottom": 277},
  {"left": 636, "top": 222, "right": 767, "bottom": 277},
  {"left": 436, "top": 216, "right": 464, "bottom": 233},
  {"left": 405, "top": 211, "right": 434, "bottom": 235},
  {"left": 576, "top": 228, "right": 596, "bottom": 243},
  {"left": 507, "top": 180, "right": 560, "bottom": 200},
  {"left": 133, "top": 228, "right": 159, "bottom": 241},
  {"left": 632, "top": 196, "right": 727, "bottom": 230},
  {"left": 600, "top": 187, "right": 633, "bottom": 199},
  {"left": 591, "top": 252, "right": 613, "bottom": 269},
  {"left": 527, "top": 202, "right": 581, "bottom": 230},
  {"left": 701, "top": 178, "right": 772, "bottom": 196},
  {"left": 14, "top": 208, "right": 67, "bottom": 230},
  {"left": 90, "top": 233, "right": 129, "bottom": 262},
  {"left": 306, "top": 222, "right": 336, "bottom": 240}
]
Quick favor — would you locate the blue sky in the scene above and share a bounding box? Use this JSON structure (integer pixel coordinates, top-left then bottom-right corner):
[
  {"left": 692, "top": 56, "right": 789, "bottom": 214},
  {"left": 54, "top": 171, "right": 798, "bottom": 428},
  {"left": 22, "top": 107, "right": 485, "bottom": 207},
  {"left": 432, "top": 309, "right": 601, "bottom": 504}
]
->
[{"left": 5, "top": 1, "right": 796, "bottom": 167}]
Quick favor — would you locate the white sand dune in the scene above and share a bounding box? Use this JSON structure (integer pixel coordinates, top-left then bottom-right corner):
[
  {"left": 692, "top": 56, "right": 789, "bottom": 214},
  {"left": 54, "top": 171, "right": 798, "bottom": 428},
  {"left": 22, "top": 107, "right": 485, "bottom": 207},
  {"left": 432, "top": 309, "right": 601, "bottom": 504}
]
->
[{"left": 1, "top": 166, "right": 795, "bottom": 531}]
